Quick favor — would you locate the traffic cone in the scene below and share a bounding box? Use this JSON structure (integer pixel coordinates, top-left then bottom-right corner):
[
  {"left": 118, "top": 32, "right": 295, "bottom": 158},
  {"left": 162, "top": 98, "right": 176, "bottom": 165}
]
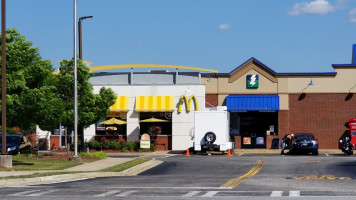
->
[
  {"left": 185, "top": 148, "right": 191, "bottom": 157},
  {"left": 227, "top": 149, "right": 232, "bottom": 157}
]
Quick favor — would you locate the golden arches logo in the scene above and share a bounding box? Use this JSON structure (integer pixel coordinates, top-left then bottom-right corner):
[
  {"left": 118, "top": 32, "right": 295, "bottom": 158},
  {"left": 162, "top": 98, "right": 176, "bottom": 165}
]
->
[{"left": 178, "top": 95, "right": 199, "bottom": 113}]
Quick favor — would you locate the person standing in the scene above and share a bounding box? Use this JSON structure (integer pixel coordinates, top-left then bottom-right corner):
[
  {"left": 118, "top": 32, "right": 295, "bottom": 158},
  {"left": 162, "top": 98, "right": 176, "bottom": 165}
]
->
[{"left": 281, "top": 134, "right": 292, "bottom": 155}]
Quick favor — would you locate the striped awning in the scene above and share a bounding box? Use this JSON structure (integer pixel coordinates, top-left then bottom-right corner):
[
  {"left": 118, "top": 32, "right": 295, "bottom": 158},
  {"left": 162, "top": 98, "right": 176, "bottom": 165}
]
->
[
  {"left": 135, "top": 96, "right": 174, "bottom": 112},
  {"left": 110, "top": 96, "right": 129, "bottom": 112}
]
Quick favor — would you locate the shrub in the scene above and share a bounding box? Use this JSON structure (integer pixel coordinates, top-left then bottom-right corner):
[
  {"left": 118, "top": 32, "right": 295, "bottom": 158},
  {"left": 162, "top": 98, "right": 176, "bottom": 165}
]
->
[
  {"left": 126, "top": 141, "right": 137, "bottom": 151},
  {"left": 108, "top": 141, "right": 121, "bottom": 150},
  {"left": 89, "top": 141, "right": 101, "bottom": 150},
  {"left": 79, "top": 151, "right": 107, "bottom": 159}
]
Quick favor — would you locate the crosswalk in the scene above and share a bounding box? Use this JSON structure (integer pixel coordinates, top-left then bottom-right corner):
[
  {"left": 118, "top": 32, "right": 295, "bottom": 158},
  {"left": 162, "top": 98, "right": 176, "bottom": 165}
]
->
[{"left": 2, "top": 189, "right": 356, "bottom": 197}]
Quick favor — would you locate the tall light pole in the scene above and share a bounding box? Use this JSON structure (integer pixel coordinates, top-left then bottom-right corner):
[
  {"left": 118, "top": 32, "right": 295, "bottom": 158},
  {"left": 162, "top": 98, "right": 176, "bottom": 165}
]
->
[
  {"left": 78, "top": 16, "right": 93, "bottom": 60},
  {"left": 1, "top": 0, "right": 6, "bottom": 155},
  {"left": 73, "top": 0, "right": 78, "bottom": 158}
]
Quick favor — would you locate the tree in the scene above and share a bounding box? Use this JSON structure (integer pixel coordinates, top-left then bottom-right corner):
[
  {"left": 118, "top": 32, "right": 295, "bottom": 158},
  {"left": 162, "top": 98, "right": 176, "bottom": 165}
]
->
[
  {"left": 0, "top": 28, "right": 63, "bottom": 131},
  {"left": 56, "top": 58, "right": 116, "bottom": 148}
]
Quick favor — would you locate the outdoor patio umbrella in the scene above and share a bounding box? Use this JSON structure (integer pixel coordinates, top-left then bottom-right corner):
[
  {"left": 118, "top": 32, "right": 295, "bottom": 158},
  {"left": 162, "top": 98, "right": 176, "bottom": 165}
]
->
[
  {"left": 139, "top": 117, "right": 169, "bottom": 122},
  {"left": 99, "top": 118, "right": 127, "bottom": 125}
]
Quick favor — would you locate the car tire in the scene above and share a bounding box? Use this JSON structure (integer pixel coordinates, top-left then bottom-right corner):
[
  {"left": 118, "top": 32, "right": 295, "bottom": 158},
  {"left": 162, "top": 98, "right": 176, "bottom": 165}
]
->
[{"left": 204, "top": 132, "right": 216, "bottom": 144}]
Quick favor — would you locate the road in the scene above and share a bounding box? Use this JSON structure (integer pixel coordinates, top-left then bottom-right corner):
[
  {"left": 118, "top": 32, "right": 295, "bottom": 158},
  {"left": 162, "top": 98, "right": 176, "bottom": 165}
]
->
[{"left": 1, "top": 153, "right": 356, "bottom": 200}]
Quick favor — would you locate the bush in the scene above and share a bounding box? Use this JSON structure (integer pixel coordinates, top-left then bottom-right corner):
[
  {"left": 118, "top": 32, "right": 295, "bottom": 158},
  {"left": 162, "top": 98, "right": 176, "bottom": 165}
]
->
[
  {"left": 79, "top": 152, "right": 107, "bottom": 159},
  {"left": 108, "top": 141, "right": 121, "bottom": 150},
  {"left": 126, "top": 141, "right": 137, "bottom": 151},
  {"left": 89, "top": 141, "right": 101, "bottom": 150},
  {"left": 77, "top": 139, "right": 155, "bottom": 152}
]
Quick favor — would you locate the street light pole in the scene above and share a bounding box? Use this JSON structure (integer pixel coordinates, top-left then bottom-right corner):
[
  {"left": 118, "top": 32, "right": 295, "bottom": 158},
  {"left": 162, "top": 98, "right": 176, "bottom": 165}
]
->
[
  {"left": 78, "top": 16, "right": 93, "bottom": 60},
  {"left": 73, "top": 0, "right": 78, "bottom": 158},
  {"left": 1, "top": 0, "right": 6, "bottom": 155}
]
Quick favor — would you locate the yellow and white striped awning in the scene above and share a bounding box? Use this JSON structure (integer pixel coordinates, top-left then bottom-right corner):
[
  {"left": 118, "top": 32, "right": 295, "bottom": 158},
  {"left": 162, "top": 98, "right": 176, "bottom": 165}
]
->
[
  {"left": 135, "top": 96, "right": 174, "bottom": 112},
  {"left": 110, "top": 96, "right": 129, "bottom": 112}
]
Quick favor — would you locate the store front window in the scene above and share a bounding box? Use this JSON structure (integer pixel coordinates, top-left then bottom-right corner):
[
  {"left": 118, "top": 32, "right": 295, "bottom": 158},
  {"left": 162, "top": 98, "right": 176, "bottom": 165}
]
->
[
  {"left": 139, "top": 112, "right": 172, "bottom": 150},
  {"left": 230, "top": 111, "right": 278, "bottom": 149},
  {"left": 95, "top": 113, "right": 127, "bottom": 142}
]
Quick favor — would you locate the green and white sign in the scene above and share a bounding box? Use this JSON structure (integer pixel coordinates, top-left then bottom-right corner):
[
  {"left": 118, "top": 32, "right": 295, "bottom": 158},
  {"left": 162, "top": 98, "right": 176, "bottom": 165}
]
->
[{"left": 246, "top": 75, "right": 259, "bottom": 88}]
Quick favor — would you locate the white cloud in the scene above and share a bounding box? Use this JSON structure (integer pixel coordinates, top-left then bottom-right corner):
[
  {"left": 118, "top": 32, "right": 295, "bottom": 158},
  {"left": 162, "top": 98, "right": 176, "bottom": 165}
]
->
[
  {"left": 347, "top": 8, "right": 356, "bottom": 23},
  {"left": 289, "top": 0, "right": 336, "bottom": 16},
  {"left": 218, "top": 24, "right": 231, "bottom": 30}
]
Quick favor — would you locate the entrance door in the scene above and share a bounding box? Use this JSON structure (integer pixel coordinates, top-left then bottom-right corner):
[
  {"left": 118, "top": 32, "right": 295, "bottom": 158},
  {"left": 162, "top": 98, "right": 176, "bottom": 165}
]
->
[{"left": 231, "top": 111, "right": 278, "bottom": 149}]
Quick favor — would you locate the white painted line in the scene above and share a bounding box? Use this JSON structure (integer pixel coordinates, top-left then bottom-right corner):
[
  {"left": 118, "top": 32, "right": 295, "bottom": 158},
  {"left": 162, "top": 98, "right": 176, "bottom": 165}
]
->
[
  {"left": 289, "top": 190, "right": 300, "bottom": 197},
  {"left": 201, "top": 191, "right": 219, "bottom": 197},
  {"left": 28, "top": 178, "right": 92, "bottom": 186},
  {"left": 238, "top": 153, "right": 244, "bottom": 156},
  {"left": 325, "top": 153, "right": 330, "bottom": 157},
  {"left": 270, "top": 191, "right": 283, "bottom": 197},
  {"left": 105, "top": 186, "right": 230, "bottom": 190},
  {"left": 116, "top": 190, "right": 137, "bottom": 197},
  {"left": 94, "top": 190, "right": 121, "bottom": 197},
  {"left": 181, "top": 191, "right": 200, "bottom": 197},
  {"left": 27, "top": 190, "right": 58, "bottom": 197},
  {"left": 8, "top": 190, "right": 40, "bottom": 196}
]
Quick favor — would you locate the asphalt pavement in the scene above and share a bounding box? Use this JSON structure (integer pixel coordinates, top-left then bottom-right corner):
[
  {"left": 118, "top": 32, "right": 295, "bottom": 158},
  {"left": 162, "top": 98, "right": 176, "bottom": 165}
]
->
[{"left": 0, "top": 149, "right": 343, "bottom": 186}]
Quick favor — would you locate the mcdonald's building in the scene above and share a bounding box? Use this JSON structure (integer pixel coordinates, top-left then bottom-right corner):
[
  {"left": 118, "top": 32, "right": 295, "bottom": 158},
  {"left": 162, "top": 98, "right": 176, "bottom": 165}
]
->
[{"left": 83, "top": 65, "right": 208, "bottom": 151}]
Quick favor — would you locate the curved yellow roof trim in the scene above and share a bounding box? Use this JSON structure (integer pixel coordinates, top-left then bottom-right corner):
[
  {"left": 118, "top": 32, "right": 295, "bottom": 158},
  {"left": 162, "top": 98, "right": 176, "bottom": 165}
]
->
[{"left": 89, "top": 64, "right": 218, "bottom": 73}]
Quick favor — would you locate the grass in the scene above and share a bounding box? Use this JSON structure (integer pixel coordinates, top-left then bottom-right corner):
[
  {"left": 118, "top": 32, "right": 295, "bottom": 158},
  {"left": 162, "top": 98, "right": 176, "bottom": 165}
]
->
[
  {"left": 0, "top": 157, "right": 85, "bottom": 171},
  {"left": 78, "top": 151, "right": 108, "bottom": 159},
  {"left": 99, "top": 158, "right": 151, "bottom": 172},
  {"left": 0, "top": 155, "right": 152, "bottom": 180}
]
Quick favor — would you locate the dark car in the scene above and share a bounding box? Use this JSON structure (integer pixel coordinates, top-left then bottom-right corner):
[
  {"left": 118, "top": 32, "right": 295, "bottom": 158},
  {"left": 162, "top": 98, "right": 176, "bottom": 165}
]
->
[
  {"left": 289, "top": 133, "right": 318, "bottom": 155},
  {"left": 0, "top": 134, "right": 32, "bottom": 155}
]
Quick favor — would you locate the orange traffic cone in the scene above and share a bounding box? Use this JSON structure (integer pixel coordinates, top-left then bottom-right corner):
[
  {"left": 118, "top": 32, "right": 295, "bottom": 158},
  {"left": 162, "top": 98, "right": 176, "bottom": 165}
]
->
[
  {"left": 185, "top": 148, "right": 191, "bottom": 157},
  {"left": 227, "top": 149, "right": 232, "bottom": 157}
]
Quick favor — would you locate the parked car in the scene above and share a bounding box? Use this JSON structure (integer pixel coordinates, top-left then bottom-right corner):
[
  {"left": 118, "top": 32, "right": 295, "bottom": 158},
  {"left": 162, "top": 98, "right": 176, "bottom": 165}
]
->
[
  {"left": 289, "top": 133, "right": 318, "bottom": 155},
  {"left": 0, "top": 134, "right": 32, "bottom": 155}
]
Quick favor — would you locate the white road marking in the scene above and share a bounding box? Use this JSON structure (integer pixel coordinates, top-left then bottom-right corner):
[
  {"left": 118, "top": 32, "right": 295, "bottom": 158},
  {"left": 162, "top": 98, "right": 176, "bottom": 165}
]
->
[
  {"left": 237, "top": 153, "right": 244, "bottom": 156},
  {"left": 270, "top": 191, "right": 283, "bottom": 197},
  {"left": 115, "top": 190, "right": 137, "bottom": 197},
  {"left": 325, "top": 153, "right": 330, "bottom": 157},
  {"left": 27, "top": 190, "right": 58, "bottom": 196},
  {"left": 8, "top": 190, "right": 41, "bottom": 196},
  {"left": 181, "top": 191, "right": 200, "bottom": 197},
  {"left": 94, "top": 190, "right": 121, "bottom": 197},
  {"left": 289, "top": 190, "right": 300, "bottom": 197},
  {"left": 201, "top": 191, "right": 219, "bottom": 197}
]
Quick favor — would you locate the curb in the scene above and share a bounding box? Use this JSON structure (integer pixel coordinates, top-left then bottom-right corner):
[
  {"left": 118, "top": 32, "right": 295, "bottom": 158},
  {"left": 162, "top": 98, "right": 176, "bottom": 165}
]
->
[{"left": 0, "top": 159, "right": 163, "bottom": 186}]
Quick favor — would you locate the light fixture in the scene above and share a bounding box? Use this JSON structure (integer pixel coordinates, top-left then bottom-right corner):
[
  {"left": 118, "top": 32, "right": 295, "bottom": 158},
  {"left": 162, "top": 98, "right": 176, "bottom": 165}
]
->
[
  {"left": 349, "top": 83, "right": 356, "bottom": 93},
  {"left": 302, "top": 79, "right": 314, "bottom": 93},
  {"left": 185, "top": 87, "right": 191, "bottom": 94},
  {"left": 207, "top": 75, "right": 212, "bottom": 82}
]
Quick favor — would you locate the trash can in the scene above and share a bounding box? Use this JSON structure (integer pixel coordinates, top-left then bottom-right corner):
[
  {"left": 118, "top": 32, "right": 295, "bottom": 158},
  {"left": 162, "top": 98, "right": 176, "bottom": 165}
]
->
[{"left": 272, "top": 138, "right": 279, "bottom": 149}]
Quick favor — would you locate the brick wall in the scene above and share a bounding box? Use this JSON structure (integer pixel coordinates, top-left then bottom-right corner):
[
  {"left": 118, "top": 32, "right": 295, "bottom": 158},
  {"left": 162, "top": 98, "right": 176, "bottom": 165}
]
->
[
  {"left": 284, "top": 93, "right": 356, "bottom": 149},
  {"left": 205, "top": 94, "right": 218, "bottom": 107}
]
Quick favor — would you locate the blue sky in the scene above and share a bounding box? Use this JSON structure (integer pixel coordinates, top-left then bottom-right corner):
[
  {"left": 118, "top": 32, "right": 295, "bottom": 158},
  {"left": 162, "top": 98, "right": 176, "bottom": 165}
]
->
[{"left": 6, "top": 0, "right": 356, "bottom": 73}]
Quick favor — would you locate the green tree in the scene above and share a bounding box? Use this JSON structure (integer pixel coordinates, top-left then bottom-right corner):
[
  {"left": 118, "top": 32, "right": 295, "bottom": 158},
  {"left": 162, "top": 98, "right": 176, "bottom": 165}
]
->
[
  {"left": 56, "top": 58, "right": 116, "bottom": 148},
  {"left": 0, "top": 28, "right": 63, "bottom": 131}
]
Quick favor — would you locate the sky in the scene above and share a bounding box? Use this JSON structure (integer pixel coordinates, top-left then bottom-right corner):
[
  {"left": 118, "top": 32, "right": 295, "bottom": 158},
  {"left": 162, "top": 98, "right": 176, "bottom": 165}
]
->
[{"left": 5, "top": 0, "right": 356, "bottom": 73}]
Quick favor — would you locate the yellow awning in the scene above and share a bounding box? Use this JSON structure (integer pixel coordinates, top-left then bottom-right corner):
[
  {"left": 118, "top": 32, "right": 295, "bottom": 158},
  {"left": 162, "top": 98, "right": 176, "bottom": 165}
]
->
[
  {"left": 110, "top": 96, "right": 129, "bottom": 112},
  {"left": 135, "top": 96, "right": 174, "bottom": 112}
]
